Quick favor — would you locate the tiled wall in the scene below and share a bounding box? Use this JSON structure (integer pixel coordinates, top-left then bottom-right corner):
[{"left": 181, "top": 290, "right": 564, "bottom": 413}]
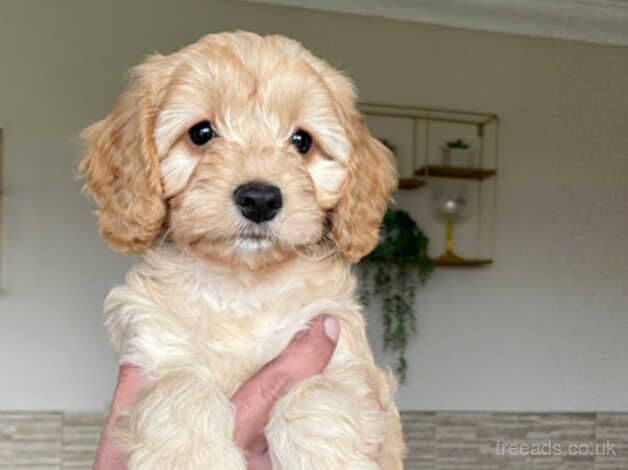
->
[
  {"left": 0, "top": 413, "right": 104, "bottom": 469},
  {"left": 402, "top": 412, "right": 628, "bottom": 469},
  {"left": 1, "top": 412, "right": 626, "bottom": 469}
]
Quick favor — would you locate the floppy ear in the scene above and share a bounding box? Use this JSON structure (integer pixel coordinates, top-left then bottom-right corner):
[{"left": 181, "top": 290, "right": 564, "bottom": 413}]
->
[
  {"left": 287, "top": 50, "right": 398, "bottom": 263},
  {"left": 331, "top": 115, "right": 398, "bottom": 263},
  {"left": 79, "top": 58, "right": 169, "bottom": 253},
  {"left": 295, "top": 51, "right": 398, "bottom": 263}
]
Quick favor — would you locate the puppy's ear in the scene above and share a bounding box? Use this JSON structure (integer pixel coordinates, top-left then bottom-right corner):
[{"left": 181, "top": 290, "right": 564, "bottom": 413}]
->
[
  {"left": 79, "top": 57, "right": 169, "bottom": 253},
  {"left": 291, "top": 49, "right": 398, "bottom": 263},
  {"left": 332, "top": 113, "right": 398, "bottom": 263}
]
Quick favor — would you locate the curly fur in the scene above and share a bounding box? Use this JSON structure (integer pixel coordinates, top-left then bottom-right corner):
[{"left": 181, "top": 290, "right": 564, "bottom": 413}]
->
[{"left": 80, "top": 32, "right": 402, "bottom": 469}]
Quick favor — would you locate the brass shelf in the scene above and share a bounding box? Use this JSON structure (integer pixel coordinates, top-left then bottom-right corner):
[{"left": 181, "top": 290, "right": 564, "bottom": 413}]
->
[
  {"left": 361, "top": 103, "right": 500, "bottom": 268},
  {"left": 398, "top": 178, "right": 426, "bottom": 190},
  {"left": 415, "top": 165, "right": 496, "bottom": 180},
  {"left": 359, "top": 102, "right": 498, "bottom": 126},
  {"left": 431, "top": 258, "right": 493, "bottom": 267}
]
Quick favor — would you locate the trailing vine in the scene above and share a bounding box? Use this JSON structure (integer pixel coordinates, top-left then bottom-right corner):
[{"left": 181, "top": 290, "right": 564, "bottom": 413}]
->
[{"left": 359, "top": 209, "right": 432, "bottom": 382}]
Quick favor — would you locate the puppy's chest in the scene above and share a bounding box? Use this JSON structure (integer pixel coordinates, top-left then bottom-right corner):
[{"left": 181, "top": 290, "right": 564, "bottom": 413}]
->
[
  {"left": 179, "top": 276, "right": 337, "bottom": 347},
  {"left": 125, "top": 267, "right": 355, "bottom": 394}
]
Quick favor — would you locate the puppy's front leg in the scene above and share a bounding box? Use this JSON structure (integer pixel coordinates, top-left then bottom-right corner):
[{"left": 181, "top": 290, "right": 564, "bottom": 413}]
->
[
  {"left": 118, "top": 370, "right": 247, "bottom": 470},
  {"left": 266, "top": 363, "right": 404, "bottom": 470}
]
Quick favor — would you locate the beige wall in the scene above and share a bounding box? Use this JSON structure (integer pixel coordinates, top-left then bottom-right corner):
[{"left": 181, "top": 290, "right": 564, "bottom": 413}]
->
[{"left": 0, "top": 0, "right": 626, "bottom": 411}]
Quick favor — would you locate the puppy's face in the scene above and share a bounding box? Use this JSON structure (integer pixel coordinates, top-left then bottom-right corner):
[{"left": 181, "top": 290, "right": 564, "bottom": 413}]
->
[{"left": 80, "top": 33, "right": 396, "bottom": 269}]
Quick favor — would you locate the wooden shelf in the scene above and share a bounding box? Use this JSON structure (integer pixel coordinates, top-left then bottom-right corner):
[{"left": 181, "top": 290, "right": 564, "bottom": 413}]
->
[
  {"left": 398, "top": 178, "right": 426, "bottom": 190},
  {"left": 415, "top": 165, "right": 496, "bottom": 180},
  {"left": 431, "top": 258, "right": 493, "bottom": 267}
]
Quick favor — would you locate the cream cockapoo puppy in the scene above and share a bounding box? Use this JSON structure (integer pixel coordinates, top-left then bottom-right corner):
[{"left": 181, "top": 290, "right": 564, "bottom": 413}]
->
[{"left": 80, "top": 32, "right": 403, "bottom": 469}]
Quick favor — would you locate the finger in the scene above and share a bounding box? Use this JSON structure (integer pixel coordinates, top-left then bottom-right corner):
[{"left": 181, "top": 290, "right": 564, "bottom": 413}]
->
[
  {"left": 94, "top": 365, "right": 144, "bottom": 470},
  {"left": 110, "top": 365, "right": 145, "bottom": 413},
  {"left": 247, "top": 451, "right": 273, "bottom": 470},
  {"left": 232, "top": 315, "right": 339, "bottom": 452}
]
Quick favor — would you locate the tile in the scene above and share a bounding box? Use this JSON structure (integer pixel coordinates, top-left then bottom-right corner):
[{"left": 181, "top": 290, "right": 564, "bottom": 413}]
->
[
  {"left": 0, "top": 412, "right": 62, "bottom": 467},
  {"left": 0, "top": 410, "right": 625, "bottom": 469},
  {"left": 432, "top": 412, "right": 596, "bottom": 470},
  {"left": 402, "top": 411, "right": 436, "bottom": 469},
  {"left": 61, "top": 414, "right": 105, "bottom": 469},
  {"left": 594, "top": 414, "right": 628, "bottom": 470}
]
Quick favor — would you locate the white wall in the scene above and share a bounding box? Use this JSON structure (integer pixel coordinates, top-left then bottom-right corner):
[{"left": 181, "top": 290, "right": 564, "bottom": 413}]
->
[{"left": 0, "top": 0, "right": 626, "bottom": 412}]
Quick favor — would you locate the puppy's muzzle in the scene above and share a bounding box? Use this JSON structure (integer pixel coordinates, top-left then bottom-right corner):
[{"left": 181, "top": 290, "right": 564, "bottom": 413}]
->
[{"left": 233, "top": 181, "right": 282, "bottom": 224}]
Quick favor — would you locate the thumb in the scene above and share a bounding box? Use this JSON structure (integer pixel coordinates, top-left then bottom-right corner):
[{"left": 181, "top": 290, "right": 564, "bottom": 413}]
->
[{"left": 232, "top": 315, "right": 339, "bottom": 453}]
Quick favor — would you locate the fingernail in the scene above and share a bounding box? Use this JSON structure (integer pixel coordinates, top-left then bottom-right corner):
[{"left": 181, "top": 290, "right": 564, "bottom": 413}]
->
[{"left": 323, "top": 316, "right": 340, "bottom": 342}]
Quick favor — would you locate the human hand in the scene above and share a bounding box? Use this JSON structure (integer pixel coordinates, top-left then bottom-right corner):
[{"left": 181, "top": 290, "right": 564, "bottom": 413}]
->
[{"left": 93, "top": 315, "right": 340, "bottom": 470}]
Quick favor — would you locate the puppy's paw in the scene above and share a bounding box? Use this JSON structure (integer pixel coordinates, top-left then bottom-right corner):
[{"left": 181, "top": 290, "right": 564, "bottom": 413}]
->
[
  {"left": 266, "top": 368, "right": 400, "bottom": 470},
  {"left": 123, "top": 372, "right": 247, "bottom": 470}
]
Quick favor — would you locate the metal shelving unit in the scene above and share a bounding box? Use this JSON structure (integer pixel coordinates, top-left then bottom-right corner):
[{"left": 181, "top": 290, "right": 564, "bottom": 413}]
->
[{"left": 360, "top": 103, "right": 500, "bottom": 267}]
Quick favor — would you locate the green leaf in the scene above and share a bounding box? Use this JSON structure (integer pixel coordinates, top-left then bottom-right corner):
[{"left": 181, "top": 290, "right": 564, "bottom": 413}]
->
[{"left": 359, "top": 209, "right": 432, "bottom": 383}]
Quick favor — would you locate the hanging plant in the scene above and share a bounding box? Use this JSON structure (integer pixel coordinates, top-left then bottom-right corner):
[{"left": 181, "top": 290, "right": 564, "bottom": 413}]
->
[{"left": 359, "top": 209, "right": 432, "bottom": 382}]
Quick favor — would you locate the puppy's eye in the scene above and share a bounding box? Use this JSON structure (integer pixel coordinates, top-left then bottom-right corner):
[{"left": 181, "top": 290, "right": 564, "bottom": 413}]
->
[
  {"left": 188, "top": 121, "right": 215, "bottom": 146},
  {"left": 290, "top": 129, "right": 313, "bottom": 155}
]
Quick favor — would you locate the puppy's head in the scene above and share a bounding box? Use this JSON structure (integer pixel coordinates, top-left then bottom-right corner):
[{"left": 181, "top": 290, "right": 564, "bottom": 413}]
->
[{"left": 80, "top": 32, "right": 397, "bottom": 268}]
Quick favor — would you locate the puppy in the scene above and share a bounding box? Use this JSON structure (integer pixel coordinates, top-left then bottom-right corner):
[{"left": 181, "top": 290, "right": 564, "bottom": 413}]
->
[{"left": 80, "top": 32, "right": 403, "bottom": 469}]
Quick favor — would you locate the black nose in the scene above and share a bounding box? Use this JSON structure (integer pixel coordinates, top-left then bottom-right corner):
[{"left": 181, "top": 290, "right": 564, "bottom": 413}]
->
[{"left": 233, "top": 182, "right": 283, "bottom": 223}]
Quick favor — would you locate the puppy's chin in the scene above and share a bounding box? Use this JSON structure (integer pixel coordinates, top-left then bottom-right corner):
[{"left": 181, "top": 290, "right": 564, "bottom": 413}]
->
[
  {"left": 235, "top": 236, "right": 274, "bottom": 253},
  {"left": 180, "top": 235, "right": 310, "bottom": 271}
]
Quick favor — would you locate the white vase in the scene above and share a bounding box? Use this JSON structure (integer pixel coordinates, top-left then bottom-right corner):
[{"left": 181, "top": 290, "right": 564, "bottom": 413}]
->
[{"left": 442, "top": 147, "right": 473, "bottom": 167}]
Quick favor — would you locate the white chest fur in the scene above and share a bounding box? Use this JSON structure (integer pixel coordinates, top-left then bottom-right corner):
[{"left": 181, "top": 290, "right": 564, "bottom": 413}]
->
[{"left": 103, "top": 246, "right": 368, "bottom": 395}]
